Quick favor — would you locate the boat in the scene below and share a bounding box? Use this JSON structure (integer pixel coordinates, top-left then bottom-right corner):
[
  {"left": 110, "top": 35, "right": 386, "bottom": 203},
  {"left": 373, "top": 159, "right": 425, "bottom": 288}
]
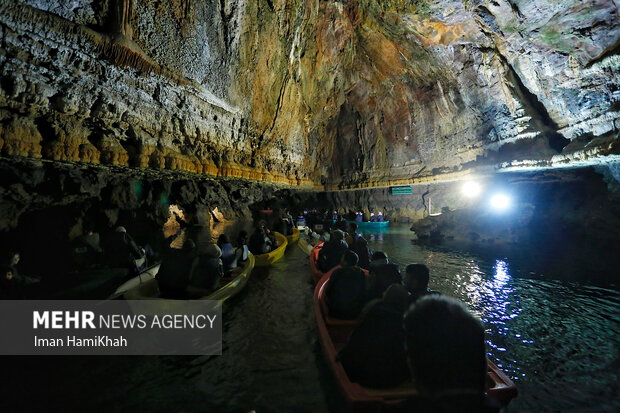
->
[
  {"left": 345, "top": 220, "right": 390, "bottom": 229},
  {"left": 46, "top": 267, "right": 131, "bottom": 299},
  {"left": 286, "top": 227, "right": 300, "bottom": 244},
  {"left": 309, "top": 241, "right": 326, "bottom": 283},
  {"left": 123, "top": 253, "right": 255, "bottom": 303},
  {"left": 298, "top": 237, "right": 314, "bottom": 256},
  {"left": 313, "top": 273, "right": 519, "bottom": 411},
  {"left": 254, "top": 232, "right": 288, "bottom": 267},
  {"left": 108, "top": 263, "right": 161, "bottom": 299}
]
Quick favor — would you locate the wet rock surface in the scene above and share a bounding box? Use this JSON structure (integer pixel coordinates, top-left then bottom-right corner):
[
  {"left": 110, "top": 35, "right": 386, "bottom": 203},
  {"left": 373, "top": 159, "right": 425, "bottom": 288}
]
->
[
  {"left": 0, "top": 0, "right": 617, "bottom": 189},
  {"left": 0, "top": 156, "right": 309, "bottom": 277}
]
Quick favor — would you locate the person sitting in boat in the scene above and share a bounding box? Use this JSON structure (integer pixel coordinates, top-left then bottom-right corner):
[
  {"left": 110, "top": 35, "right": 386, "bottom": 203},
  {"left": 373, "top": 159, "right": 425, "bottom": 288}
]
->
[
  {"left": 157, "top": 239, "right": 197, "bottom": 299},
  {"left": 370, "top": 212, "right": 376, "bottom": 222},
  {"left": 332, "top": 211, "right": 338, "bottom": 221},
  {"left": 377, "top": 211, "right": 385, "bottom": 222},
  {"left": 355, "top": 211, "right": 363, "bottom": 222},
  {"left": 103, "top": 226, "right": 146, "bottom": 271},
  {"left": 404, "top": 263, "right": 441, "bottom": 305},
  {"left": 339, "top": 284, "right": 411, "bottom": 388},
  {"left": 367, "top": 257, "right": 402, "bottom": 300},
  {"left": 1, "top": 251, "right": 40, "bottom": 298},
  {"left": 187, "top": 243, "right": 224, "bottom": 297},
  {"left": 274, "top": 217, "right": 292, "bottom": 236},
  {"left": 325, "top": 250, "right": 367, "bottom": 320},
  {"left": 249, "top": 224, "right": 273, "bottom": 254},
  {"left": 403, "top": 296, "right": 498, "bottom": 412},
  {"left": 217, "top": 234, "right": 236, "bottom": 272},
  {"left": 234, "top": 231, "right": 250, "bottom": 267},
  {"left": 334, "top": 215, "right": 348, "bottom": 232},
  {"left": 318, "top": 230, "right": 349, "bottom": 272},
  {"left": 368, "top": 251, "right": 389, "bottom": 271},
  {"left": 283, "top": 209, "right": 294, "bottom": 225},
  {"left": 351, "top": 236, "right": 371, "bottom": 270},
  {"left": 72, "top": 222, "right": 104, "bottom": 269},
  {"left": 345, "top": 222, "right": 360, "bottom": 245}
]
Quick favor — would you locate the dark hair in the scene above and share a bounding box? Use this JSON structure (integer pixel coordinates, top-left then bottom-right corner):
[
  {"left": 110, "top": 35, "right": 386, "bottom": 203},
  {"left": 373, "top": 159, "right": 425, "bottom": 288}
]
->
[
  {"left": 355, "top": 236, "right": 368, "bottom": 247},
  {"left": 404, "top": 296, "right": 486, "bottom": 394},
  {"left": 341, "top": 250, "right": 359, "bottom": 267},
  {"left": 349, "top": 222, "right": 358, "bottom": 232},
  {"left": 331, "top": 230, "right": 345, "bottom": 242},
  {"left": 182, "top": 239, "right": 196, "bottom": 252},
  {"left": 83, "top": 221, "right": 95, "bottom": 233},
  {"left": 4, "top": 251, "right": 19, "bottom": 266},
  {"left": 217, "top": 234, "right": 230, "bottom": 246},
  {"left": 237, "top": 230, "right": 248, "bottom": 244},
  {"left": 383, "top": 284, "right": 409, "bottom": 313},
  {"left": 371, "top": 251, "right": 387, "bottom": 261},
  {"left": 405, "top": 263, "right": 430, "bottom": 290}
]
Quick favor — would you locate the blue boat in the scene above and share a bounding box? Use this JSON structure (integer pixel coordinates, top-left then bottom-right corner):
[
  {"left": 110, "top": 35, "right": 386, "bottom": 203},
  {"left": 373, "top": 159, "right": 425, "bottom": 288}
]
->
[{"left": 344, "top": 220, "right": 389, "bottom": 229}]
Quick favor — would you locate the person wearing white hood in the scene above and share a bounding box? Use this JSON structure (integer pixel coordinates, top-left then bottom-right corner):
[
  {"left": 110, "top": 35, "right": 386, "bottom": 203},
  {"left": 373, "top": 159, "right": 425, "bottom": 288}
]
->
[
  {"left": 370, "top": 212, "right": 376, "bottom": 222},
  {"left": 377, "top": 211, "right": 385, "bottom": 222}
]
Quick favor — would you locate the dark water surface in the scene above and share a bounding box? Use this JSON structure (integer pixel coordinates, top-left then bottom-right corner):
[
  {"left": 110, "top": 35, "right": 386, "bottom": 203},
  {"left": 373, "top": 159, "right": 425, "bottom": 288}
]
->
[{"left": 3, "top": 224, "right": 619, "bottom": 412}]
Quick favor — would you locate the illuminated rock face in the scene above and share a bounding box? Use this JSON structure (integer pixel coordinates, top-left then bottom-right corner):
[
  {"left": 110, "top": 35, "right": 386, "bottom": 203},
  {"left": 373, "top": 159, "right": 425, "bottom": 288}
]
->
[{"left": 0, "top": 0, "right": 618, "bottom": 189}]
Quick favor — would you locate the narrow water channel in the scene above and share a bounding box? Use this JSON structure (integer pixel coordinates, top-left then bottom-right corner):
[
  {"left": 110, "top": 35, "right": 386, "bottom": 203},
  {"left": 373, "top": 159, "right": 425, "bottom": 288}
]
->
[{"left": 3, "top": 224, "right": 618, "bottom": 412}]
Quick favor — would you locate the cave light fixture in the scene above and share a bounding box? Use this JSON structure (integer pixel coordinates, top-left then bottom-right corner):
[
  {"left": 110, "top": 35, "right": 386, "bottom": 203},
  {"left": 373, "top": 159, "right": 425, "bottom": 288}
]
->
[
  {"left": 462, "top": 180, "right": 482, "bottom": 198},
  {"left": 490, "top": 193, "right": 511, "bottom": 211}
]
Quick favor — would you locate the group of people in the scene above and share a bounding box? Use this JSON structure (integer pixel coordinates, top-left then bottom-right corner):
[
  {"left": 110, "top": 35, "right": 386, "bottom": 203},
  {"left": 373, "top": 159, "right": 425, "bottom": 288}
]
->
[
  {"left": 318, "top": 228, "right": 498, "bottom": 411},
  {"left": 157, "top": 231, "right": 250, "bottom": 299},
  {"left": 1, "top": 224, "right": 152, "bottom": 299},
  {"left": 354, "top": 211, "right": 385, "bottom": 222}
]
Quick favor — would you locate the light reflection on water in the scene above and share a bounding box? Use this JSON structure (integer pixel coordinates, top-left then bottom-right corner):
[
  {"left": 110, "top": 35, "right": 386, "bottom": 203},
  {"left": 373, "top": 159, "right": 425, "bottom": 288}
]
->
[
  {"left": 363, "top": 225, "right": 620, "bottom": 413},
  {"left": 5, "top": 224, "right": 618, "bottom": 413}
]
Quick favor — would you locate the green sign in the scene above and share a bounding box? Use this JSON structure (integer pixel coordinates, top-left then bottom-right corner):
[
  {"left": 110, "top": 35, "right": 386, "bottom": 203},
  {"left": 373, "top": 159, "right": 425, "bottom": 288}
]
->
[{"left": 391, "top": 186, "right": 412, "bottom": 195}]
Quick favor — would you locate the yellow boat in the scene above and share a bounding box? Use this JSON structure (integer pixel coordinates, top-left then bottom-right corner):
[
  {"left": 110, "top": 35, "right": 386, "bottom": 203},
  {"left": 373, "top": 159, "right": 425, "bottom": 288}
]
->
[
  {"left": 298, "top": 237, "right": 313, "bottom": 256},
  {"left": 286, "top": 227, "right": 300, "bottom": 244},
  {"left": 254, "top": 232, "right": 288, "bottom": 267},
  {"left": 123, "top": 253, "right": 255, "bottom": 303}
]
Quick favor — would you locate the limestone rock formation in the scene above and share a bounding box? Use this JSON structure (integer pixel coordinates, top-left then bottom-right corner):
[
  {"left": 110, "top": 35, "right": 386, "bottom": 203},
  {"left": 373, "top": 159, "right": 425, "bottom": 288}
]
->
[{"left": 0, "top": 0, "right": 617, "bottom": 190}]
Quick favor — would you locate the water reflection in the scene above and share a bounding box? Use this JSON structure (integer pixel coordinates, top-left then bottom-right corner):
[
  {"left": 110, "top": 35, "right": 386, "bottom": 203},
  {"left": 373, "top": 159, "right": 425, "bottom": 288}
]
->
[
  {"left": 493, "top": 259, "right": 509, "bottom": 288},
  {"left": 364, "top": 225, "right": 620, "bottom": 412}
]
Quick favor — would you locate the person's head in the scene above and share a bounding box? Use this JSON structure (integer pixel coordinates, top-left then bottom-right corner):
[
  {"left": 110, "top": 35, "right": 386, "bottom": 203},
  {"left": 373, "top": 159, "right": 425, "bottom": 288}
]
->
[
  {"left": 383, "top": 284, "right": 409, "bottom": 313},
  {"left": 340, "top": 250, "right": 359, "bottom": 267},
  {"left": 115, "top": 226, "right": 127, "bottom": 233},
  {"left": 7, "top": 251, "right": 20, "bottom": 266},
  {"left": 217, "top": 234, "right": 230, "bottom": 246},
  {"left": 370, "top": 212, "right": 375, "bottom": 216},
  {"left": 83, "top": 221, "right": 95, "bottom": 234},
  {"left": 331, "top": 229, "right": 345, "bottom": 242},
  {"left": 371, "top": 251, "right": 388, "bottom": 262},
  {"left": 204, "top": 243, "right": 222, "bottom": 258},
  {"left": 404, "top": 263, "right": 430, "bottom": 293},
  {"left": 237, "top": 230, "right": 248, "bottom": 245},
  {"left": 182, "top": 239, "right": 196, "bottom": 253},
  {"left": 404, "top": 296, "right": 486, "bottom": 395},
  {"left": 348, "top": 222, "right": 358, "bottom": 233}
]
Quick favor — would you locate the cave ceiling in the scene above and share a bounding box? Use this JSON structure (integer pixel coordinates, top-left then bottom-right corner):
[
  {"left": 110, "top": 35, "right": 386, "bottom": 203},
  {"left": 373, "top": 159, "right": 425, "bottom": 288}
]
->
[{"left": 0, "top": 0, "right": 618, "bottom": 190}]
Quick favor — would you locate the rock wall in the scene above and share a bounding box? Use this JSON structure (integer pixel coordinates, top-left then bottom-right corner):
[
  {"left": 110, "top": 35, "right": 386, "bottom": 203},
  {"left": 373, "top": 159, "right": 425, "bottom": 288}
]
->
[
  {"left": 0, "top": 156, "right": 309, "bottom": 275},
  {"left": 1, "top": 0, "right": 618, "bottom": 191}
]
